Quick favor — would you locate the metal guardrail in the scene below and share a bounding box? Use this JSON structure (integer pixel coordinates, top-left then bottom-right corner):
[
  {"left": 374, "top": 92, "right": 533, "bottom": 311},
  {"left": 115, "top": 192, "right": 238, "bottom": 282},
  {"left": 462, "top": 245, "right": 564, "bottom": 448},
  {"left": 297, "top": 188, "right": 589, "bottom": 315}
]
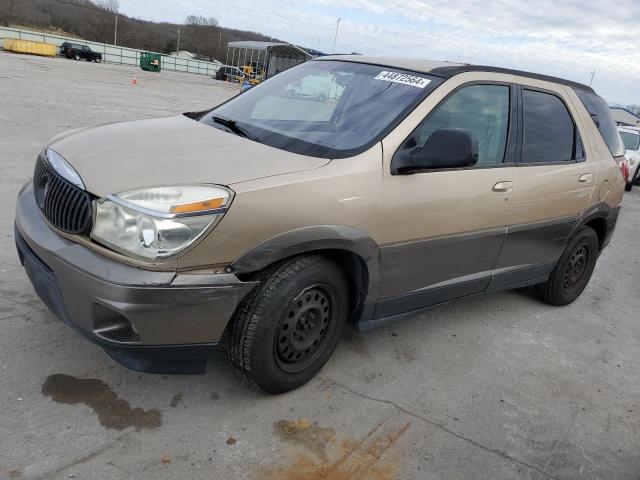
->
[{"left": 0, "top": 26, "right": 223, "bottom": 76}]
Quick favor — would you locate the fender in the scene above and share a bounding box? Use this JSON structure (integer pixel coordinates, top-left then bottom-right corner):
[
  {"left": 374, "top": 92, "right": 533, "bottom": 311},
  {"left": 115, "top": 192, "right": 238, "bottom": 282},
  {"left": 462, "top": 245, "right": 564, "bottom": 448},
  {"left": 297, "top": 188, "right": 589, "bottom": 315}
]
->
[
  {"left": 571, "top": 202, "right": 619, "bottom": 249},
  {"left": 231, "top": 225, "right": 382, "bottom": 301}
]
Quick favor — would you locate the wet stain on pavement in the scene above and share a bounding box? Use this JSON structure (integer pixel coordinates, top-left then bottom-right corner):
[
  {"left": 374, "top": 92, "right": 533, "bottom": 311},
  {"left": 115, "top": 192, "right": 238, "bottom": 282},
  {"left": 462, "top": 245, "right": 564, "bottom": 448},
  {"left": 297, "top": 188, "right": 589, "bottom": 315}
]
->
[
  {"left": 274, "top": 418, "right": 336, "bottom": 461},
  {"left": 263, "top": 419, "right": 409, "bottom": 480},
  {"left": 41, "top": 374, "right": 162, "bottom": 431}
]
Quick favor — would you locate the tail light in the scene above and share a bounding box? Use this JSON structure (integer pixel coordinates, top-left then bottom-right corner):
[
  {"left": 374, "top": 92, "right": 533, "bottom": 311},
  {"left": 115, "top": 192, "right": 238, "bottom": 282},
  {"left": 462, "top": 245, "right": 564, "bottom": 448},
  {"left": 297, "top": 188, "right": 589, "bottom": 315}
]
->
[{"left": 615, "top": 156, "right": 630, "bottom": 182}]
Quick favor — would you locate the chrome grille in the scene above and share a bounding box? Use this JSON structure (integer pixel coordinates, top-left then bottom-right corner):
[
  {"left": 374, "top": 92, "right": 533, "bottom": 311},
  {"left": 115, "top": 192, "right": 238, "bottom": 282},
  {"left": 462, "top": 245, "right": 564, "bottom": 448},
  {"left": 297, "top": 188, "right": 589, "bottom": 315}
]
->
[{"left": 33, "top": 155, "right": 93, "bottom": 235}]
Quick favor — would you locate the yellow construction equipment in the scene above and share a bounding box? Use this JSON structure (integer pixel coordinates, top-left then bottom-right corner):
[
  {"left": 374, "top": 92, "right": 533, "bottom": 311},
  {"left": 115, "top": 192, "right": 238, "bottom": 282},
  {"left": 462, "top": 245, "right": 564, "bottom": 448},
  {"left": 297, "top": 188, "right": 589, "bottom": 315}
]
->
[{"left": 4, "top": 39, "right": 57, "bottom": 58}]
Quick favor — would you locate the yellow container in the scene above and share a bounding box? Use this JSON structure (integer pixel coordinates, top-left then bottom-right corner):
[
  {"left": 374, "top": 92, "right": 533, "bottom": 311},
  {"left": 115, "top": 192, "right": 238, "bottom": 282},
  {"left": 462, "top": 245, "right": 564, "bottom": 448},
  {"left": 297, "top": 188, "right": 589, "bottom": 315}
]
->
[{"left": 4, "top": 38, "right": 57, "bottom": 58}]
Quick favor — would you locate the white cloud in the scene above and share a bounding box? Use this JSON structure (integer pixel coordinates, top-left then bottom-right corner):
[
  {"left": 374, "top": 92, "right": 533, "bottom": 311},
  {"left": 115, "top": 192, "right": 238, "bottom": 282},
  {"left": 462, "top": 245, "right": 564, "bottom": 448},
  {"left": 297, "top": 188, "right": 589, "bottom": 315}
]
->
[{"left": 118, "top": 0, "right": 640, "bottom": 104}]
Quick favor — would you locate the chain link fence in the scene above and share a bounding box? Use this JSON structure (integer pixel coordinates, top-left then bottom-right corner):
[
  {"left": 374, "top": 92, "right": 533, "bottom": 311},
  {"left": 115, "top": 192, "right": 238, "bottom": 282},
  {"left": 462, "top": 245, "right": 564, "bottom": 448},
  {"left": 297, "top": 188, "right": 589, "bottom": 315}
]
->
[{"left": 0, "top": 26, "right": 223, "bottom": 76}]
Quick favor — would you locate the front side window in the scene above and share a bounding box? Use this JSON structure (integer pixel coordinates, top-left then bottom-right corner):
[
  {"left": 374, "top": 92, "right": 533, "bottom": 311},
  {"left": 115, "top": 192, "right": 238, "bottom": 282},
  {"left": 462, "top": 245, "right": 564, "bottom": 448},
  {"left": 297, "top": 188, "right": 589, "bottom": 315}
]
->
[
  {"left": 620, "top": 131, "right": 640, "bottom": 151},
  {"left": 201, "top": 61, "right": 442, "bottom": 158},
  {"left": 414, "top": 84, "right": 510, "bottom": 165},
  {"left": 522, "top": 89, "right": 575, "bottom": 163}
]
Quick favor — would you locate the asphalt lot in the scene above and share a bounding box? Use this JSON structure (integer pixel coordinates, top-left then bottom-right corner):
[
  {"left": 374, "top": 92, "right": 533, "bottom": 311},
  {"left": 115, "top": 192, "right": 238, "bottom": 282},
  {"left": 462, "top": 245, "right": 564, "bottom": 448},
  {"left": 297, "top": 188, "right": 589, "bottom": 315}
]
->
[{"left": 1, "top": 51, "right": 639, "bottom": 480}]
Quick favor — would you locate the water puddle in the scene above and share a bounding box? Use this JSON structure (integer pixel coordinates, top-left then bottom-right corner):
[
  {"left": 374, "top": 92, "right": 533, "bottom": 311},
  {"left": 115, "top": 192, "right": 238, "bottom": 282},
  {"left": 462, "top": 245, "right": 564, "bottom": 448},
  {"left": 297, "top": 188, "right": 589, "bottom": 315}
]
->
[{"left": 42, "top": 374, "right": 162, "bottom": 431}]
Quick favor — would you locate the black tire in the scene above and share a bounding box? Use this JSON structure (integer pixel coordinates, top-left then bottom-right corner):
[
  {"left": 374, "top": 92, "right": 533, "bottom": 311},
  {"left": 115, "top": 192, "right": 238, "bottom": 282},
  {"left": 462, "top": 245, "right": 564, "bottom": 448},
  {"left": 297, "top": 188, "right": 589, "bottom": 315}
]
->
[
  {"left": 536, "top": 227, "right": 599, "bottom": 306},
  {"left": 95, "top": 58, "right": 101, "bottom": 63},
  {"left": 228, "top": 255, "right": 349, "bottom": 394},
  {"left": 74, "top": 54, "right": 80, "bottom": 61},
  {"left": 625, "top": 182, "right": 633, "bottom": 192}
]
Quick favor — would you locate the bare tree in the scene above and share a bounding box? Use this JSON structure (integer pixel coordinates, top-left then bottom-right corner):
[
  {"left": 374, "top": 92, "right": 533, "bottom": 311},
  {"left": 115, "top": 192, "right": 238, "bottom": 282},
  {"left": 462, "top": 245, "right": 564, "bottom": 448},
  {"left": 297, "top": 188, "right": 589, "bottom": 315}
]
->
[
  {"left": 0, "top": 1, "right": 274, "bottom": 57},
  {"left": 0, "top": 0, "right": 22, "bottom": 27},
  {"left": 185, "top": 15, "right": 218, "bottom": 27},
  {"left": 181, "top": 15, "right": 219, "bottom": 59},
  {"left": 627, "top": 104, "right": 640, "bottom": 116},
  {"left": 95, "top": 0, "right": 119, "bottom": 13}
]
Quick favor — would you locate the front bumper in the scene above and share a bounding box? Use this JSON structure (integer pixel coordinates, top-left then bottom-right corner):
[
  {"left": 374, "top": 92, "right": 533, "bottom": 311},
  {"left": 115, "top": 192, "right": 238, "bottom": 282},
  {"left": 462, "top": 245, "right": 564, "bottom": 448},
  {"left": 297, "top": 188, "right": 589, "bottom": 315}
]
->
[{"left": 15, "top": 184, "right": 257, "bottom": 374}]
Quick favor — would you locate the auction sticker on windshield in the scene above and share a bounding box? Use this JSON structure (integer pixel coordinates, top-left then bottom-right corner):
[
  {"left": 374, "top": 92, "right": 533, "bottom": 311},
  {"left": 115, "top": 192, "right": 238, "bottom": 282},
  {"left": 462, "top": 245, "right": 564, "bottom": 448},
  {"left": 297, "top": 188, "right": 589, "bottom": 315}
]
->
[{"left": 374, "top": 71, "right": 431, "bottom": 88}]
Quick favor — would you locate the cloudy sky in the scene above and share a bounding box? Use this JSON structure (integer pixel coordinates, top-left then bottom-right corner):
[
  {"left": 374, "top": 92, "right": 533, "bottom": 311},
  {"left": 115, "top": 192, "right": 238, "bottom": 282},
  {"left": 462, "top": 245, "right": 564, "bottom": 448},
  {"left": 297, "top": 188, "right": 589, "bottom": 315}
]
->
[{"left": 118, "top": 0, "right": 639, "bottom": 105}]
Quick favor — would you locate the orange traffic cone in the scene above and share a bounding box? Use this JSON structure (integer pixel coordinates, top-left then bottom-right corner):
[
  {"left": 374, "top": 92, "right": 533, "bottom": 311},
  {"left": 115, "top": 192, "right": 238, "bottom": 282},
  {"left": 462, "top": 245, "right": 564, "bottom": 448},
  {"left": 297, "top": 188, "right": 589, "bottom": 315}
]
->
[{"left": 132, "top": 76, "right": 137, "bottom": 86}]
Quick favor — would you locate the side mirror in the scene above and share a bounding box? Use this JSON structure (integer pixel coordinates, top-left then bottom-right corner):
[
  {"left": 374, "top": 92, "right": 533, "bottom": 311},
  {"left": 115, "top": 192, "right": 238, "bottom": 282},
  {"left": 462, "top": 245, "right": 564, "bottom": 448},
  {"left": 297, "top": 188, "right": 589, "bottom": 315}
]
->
[{"left": 391, "top": 128, "right": 479, "bottom": 175}]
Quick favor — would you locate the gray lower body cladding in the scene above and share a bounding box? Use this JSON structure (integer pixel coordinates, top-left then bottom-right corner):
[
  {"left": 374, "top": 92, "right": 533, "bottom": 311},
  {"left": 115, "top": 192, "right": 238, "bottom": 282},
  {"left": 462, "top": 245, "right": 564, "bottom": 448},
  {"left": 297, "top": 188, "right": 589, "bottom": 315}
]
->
[
  {"left": 366, "top": 216, "right": 581, "bottom": 325},
  {"left": 14, "top": 185, "right": 257, "bottom": 374}
]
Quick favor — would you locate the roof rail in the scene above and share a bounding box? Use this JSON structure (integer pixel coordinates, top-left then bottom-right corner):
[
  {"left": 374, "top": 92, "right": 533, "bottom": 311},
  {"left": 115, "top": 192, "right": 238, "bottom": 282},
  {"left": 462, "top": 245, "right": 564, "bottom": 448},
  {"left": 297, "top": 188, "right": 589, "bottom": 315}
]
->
[{"left": 430, "top": 65, "right": 595, "bottom": 93}]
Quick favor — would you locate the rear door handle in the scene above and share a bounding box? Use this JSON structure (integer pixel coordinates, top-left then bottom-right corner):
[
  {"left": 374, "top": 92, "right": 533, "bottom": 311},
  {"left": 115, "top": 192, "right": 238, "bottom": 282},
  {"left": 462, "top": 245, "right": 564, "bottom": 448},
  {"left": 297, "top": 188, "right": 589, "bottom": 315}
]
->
[
  {"left": 492, "top": 181, "right": 513, "bottom": 193},
  {"left": 579, "top": 173, "right": 593, "bottom": 183}
]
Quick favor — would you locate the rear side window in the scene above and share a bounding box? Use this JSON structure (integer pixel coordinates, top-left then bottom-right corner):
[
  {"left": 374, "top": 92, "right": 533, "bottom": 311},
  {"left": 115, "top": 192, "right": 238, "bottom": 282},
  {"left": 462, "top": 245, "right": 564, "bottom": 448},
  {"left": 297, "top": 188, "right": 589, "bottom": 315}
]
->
[
  {"left": 522, "top": 89, "right": 575, "bottom": 163},
  {"left": 575, "top": 90, "right": 625, "bottom": 157}
]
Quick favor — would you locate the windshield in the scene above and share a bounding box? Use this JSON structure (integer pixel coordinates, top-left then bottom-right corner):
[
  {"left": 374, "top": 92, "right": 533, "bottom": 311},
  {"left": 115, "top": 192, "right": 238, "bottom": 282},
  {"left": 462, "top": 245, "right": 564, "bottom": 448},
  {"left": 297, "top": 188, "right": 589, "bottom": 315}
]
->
[
  {"left": 620, "top": 131, "right": 640, "bottom": 151},
  {"left": 200, "top": 60, "right": 442, "bottom": 158}
]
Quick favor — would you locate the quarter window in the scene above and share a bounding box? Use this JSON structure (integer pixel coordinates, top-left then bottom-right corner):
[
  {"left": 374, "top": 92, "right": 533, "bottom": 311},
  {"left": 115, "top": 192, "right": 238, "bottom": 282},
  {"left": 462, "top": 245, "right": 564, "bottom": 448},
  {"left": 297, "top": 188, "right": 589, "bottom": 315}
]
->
[
  {"left": 575, "top": 90, "right": 625, "bottom": 157},
  {"left": 522, "top": 89, "right": 575, "bottom": 163},
  {"left": 416, "top": 84, "right": 510, "bottom": 165}
]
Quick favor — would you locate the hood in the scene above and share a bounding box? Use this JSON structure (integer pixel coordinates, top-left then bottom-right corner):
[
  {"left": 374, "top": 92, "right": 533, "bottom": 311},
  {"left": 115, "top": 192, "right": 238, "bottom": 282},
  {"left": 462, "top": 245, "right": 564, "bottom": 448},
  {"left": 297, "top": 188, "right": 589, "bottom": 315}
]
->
[{"left": 49, "top": 115, "right": 330, "bottom": 197}]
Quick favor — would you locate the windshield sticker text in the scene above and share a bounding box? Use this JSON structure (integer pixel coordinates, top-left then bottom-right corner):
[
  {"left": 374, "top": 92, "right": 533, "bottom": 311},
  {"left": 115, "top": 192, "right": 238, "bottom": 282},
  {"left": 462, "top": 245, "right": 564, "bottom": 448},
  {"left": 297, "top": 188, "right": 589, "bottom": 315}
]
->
[{"left": 374, "top": 71, "right": 431, "bottom": 88}]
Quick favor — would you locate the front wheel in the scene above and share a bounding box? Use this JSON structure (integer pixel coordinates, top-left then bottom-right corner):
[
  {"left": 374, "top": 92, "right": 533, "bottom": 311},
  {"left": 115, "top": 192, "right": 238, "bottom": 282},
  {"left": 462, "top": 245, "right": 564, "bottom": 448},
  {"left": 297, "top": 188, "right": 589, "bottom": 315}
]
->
[
  {"left": 228, "top": 255, "right": 349, "bottom": 394},
  {"left": 95, "top": 58, "right": 101, "bottom": 63},
  {"left": 74, "top": 54, "right": 80, "bottom": 61},
  {"left": 536, "top": 227, "right": 599, "bottom": 306}
]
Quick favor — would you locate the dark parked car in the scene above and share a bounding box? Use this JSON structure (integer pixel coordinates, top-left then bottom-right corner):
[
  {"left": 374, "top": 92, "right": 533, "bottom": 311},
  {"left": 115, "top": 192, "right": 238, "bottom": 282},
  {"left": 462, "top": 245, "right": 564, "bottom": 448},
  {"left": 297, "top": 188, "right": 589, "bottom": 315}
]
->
[
  {"left": 215, "top": 65, "right": 244, "bottom": 82},
  {"left": 60, "top": 42, "right": 102, "bottom": 63}
]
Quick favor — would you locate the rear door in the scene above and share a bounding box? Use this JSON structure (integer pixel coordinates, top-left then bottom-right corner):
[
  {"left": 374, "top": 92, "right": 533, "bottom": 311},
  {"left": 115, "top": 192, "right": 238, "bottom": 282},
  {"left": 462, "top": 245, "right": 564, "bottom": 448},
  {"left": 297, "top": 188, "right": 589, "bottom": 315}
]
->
[{"left": 490, "top": 83, "right": 595, "bottom": 289}]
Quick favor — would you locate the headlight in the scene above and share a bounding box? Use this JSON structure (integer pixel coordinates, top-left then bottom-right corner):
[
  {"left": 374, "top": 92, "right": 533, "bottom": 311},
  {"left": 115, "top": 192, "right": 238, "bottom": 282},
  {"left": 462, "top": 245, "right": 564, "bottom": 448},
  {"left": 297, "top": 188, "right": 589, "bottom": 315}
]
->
[{"left": 90, "top": 185, "right": 233, "bottom": 260}]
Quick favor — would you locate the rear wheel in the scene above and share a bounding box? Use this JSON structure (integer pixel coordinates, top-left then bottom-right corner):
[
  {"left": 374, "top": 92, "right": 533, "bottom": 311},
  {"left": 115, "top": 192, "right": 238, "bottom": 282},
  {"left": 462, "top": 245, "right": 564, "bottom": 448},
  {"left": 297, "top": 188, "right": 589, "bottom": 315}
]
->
[
  {"left": 625, "top": 182, "right": 633, "bottom": 192},
  {"left": 228, "top": 255, "right": 349, "bottom": 394},
  {"left": 536, "top": 227, "right": 599, "bottom": 306},
  {"left": 95, "top": 58, "right": 101, "bottom": 63}
]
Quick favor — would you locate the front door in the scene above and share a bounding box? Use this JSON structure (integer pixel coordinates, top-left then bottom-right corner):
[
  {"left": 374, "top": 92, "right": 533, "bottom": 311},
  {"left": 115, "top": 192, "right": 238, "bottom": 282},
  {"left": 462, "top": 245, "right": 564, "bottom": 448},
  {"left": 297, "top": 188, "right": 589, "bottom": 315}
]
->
[{"left": 377, "top": 81, "right": 518, "bottom": 318}]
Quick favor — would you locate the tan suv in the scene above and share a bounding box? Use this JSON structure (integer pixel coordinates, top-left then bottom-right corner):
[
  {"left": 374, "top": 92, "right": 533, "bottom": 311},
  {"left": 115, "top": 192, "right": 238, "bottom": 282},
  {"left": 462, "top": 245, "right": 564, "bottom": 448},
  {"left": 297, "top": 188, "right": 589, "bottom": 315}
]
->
[{"left": 15, "top": 56, "right": 625, "bottom": 393}]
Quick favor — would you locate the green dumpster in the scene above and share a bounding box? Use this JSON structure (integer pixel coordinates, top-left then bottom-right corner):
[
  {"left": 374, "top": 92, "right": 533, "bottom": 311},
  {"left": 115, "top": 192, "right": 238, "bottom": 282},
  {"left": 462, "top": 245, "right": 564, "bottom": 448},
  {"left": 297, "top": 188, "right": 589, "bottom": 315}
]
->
[{"left": 140, "top": 52, "right": 161, "bottom": 72}]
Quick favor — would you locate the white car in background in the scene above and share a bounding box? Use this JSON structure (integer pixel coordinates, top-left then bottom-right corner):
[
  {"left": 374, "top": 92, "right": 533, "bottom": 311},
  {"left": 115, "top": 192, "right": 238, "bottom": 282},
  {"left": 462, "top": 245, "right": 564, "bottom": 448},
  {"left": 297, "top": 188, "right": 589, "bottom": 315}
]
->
[{"left": 619, "top": 126, "right": 640, "bottom": 191}]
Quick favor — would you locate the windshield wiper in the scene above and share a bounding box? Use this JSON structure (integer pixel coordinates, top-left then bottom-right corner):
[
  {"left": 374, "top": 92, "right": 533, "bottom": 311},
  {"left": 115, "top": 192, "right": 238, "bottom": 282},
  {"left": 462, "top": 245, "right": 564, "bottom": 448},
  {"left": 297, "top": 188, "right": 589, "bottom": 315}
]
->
[{"left": 211, "top": 116, "right": 256, "bottom": 140}]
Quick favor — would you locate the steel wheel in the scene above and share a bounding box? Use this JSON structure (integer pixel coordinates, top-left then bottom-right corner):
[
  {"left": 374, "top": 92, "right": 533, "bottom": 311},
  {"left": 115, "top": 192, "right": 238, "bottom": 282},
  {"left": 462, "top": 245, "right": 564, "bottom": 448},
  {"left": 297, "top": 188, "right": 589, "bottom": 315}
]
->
[
  {"left": 536, "top": 226, "right": 599, "bottom": 306},
  {"left": 562, "top": 245, "right": 589, "bottom": 292},
  {"left": 275, "top": 285, "right": 335, "bottom": 373},
  {"left": 228, "top": 254, "right": 349, "bottom": 393}
]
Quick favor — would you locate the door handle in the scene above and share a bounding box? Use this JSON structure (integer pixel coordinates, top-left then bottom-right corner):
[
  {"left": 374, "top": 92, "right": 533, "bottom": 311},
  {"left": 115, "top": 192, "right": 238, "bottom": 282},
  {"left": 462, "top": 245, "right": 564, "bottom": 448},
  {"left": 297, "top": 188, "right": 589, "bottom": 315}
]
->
[
  {"left": 579, "top": 173, "right": 593, "bottom": 183},
  {"left": 492, "top": 181, "right": 513, "bottom": 193}
]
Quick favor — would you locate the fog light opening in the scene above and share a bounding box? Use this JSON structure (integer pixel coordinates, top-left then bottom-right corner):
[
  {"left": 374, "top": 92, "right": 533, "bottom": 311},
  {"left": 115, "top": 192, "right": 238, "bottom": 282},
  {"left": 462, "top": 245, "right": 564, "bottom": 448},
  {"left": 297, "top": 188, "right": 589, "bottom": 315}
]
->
[{"left": 92, "top": 304, "right": 141, "bottom": 343}]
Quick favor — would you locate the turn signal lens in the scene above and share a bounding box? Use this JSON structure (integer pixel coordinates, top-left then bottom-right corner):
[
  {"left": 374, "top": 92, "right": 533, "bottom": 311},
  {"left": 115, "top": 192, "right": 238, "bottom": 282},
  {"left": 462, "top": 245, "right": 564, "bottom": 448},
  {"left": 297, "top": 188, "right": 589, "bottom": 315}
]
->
[{"left": 171, "top": 197, "right": 225, "bottom": 214}]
